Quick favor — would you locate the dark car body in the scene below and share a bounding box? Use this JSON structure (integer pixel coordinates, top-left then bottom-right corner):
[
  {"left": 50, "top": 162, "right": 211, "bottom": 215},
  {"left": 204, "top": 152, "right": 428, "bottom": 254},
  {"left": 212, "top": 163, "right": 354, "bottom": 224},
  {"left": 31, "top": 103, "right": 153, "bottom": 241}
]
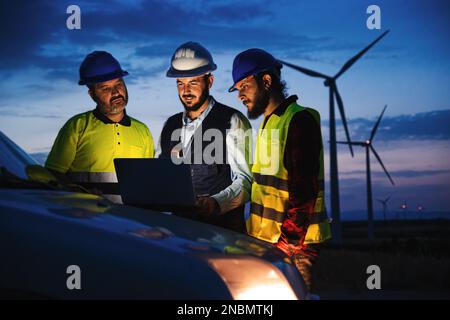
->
[{"left": 0, "top": 130, "right": 306, "bottom": 299}]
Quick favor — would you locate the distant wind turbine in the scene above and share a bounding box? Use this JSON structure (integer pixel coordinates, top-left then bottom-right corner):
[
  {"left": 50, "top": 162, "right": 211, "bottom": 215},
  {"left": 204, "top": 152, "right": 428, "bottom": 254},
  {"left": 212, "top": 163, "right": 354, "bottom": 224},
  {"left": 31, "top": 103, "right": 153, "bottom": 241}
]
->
[
  {"left": 417, "top": 204, "right": 425, "bottom": 219},
  {"left": 279, "top": 30, "right": 390, "bottom": 244},
  {"left": 377, "top": 195, "right": 391, "bottom": 221},
  {"left": 400, "top": 202, "right": 407, "bottom": 220},
  {"left": 337, "top": 105, "right": 395, "bottom": 240}
]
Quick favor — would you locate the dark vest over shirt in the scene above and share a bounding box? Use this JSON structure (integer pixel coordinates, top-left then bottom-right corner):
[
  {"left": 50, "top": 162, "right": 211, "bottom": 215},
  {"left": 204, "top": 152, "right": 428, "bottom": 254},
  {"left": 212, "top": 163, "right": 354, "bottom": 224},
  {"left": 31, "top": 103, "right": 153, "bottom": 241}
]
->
[{"left": 159, "top": 102, "right": 245, "bottom": 233}]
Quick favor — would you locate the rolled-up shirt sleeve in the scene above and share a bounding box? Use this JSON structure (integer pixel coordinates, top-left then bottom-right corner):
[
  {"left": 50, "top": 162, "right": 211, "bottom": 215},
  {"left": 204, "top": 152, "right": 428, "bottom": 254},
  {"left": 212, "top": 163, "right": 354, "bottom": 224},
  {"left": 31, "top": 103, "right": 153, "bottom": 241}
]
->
[{"left": 211, "top": 112, "right": 253, "bottom": 214}]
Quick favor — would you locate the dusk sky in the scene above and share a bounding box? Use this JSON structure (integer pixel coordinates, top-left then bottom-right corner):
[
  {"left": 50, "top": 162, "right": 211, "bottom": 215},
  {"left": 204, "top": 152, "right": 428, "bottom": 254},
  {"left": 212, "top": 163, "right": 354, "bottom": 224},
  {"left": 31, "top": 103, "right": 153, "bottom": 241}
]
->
[{"left": 0, "top": 0, "right": 449, "bottom": 216}]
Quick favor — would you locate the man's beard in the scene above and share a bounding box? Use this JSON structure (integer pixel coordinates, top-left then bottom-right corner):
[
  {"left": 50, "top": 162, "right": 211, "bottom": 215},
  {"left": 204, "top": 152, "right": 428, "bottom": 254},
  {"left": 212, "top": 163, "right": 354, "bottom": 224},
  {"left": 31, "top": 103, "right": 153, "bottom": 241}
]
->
[
  {"left": 109, "top": 94, "right": 127, "bottom": 114},
  {"left": 95, "top": 89, "right": 128, "bottom": 115},
  {"left": 179, "top": 87, "right": 209, "bottom": 112},
  {"left": 247, "top": 88, "right": 270, "bottom": 119}
]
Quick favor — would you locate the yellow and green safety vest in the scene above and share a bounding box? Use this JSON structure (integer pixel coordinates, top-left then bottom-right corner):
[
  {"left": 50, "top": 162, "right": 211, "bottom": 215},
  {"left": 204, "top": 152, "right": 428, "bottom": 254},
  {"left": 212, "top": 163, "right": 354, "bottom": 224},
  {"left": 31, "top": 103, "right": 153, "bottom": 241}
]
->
[{"left": 248, "top": 102, "right": 331, "bottom": 245}]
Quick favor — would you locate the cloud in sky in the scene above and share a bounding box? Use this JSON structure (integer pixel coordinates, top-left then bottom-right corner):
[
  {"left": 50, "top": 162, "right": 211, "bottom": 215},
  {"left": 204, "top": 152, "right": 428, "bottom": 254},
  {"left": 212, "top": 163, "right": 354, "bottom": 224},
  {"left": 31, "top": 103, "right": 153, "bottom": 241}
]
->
[
  {"left": 330, "top": 136, "right": 450, "bottom": 212},
  {"left": 333, "top": 109, "right": 450, "bottom": 141},
  {"left": 341, "top": 169, "right": 450, "bottom": 179},
  {"left": 0, "top": 0, "right": 400, "bottom": 82},
  {"left": 2, "top": 0, "right": 448, "bottom": 116}
]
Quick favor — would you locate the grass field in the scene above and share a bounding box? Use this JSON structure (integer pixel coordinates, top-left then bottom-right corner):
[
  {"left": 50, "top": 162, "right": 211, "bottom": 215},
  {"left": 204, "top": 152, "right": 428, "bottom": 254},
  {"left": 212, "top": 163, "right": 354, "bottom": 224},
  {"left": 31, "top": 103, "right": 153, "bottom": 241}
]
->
[{"left": 314, "top": 219, "right": 450, "bottom": 299}]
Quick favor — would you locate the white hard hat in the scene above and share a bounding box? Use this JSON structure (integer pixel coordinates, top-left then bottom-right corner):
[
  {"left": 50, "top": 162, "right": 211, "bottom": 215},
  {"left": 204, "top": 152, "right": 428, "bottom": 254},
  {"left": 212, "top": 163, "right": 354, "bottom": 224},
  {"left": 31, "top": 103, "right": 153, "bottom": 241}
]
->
[{"left": 166, "top": 42, "right": 217, "bottom": 78}]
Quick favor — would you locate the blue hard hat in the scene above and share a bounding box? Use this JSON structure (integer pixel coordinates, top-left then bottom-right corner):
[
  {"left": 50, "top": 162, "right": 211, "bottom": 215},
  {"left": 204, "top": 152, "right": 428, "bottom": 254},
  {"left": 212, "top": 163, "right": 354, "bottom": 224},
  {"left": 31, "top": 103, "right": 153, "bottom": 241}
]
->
[
  {"left": 228, "top": 48, "right": 282, "bottom": 92},
  {"left": 166, "top": 42, "right": 217, "bottom": 78},
  {"left": 78, "top": 51, "right": 129, "bottom": 85}
]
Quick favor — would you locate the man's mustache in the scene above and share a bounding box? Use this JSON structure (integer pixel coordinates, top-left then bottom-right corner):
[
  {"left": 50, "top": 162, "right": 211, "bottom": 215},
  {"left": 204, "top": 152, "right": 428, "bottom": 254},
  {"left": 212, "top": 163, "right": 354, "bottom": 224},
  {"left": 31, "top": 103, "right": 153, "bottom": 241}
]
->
[{"left": 110, "top": 95, "right": 125, "bottom": 103}]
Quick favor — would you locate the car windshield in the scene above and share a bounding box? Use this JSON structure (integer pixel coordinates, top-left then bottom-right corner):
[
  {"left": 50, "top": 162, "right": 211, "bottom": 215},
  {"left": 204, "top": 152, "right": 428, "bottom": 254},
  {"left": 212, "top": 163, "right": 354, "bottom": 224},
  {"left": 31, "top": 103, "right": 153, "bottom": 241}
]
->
[
  {"left": 0, "top": 130, "right": 89, "bottom": 194},
  {"left": 0, "top": 130, "right": 38, "bottom": 179}
]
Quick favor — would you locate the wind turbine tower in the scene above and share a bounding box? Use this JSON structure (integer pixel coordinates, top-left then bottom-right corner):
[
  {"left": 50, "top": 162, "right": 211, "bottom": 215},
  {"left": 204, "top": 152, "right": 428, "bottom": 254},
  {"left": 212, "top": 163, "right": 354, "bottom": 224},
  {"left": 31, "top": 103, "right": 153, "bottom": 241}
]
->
[{"left": 337, "top": 105, "right": 395, "bottom": 240}]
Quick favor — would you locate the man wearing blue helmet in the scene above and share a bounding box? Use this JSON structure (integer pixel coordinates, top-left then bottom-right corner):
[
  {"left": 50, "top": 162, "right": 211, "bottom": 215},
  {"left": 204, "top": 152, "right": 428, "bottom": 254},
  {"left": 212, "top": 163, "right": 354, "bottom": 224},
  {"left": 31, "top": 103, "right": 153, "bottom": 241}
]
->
[
  {"left": 157, "top": 42, "right": 252, "bottom": 233},
  {"left": 229, "top": 48, "right": 332, "bottom": 294},
  {"left": 45, "top": 51, "right": 154, "bottom": 203}
]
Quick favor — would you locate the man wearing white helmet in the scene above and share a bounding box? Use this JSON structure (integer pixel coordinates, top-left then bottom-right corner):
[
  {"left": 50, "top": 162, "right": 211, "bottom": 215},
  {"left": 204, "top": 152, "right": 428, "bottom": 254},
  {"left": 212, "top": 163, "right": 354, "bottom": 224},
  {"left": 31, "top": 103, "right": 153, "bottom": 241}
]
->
[{"left": 156, "top": 42, "right": 252, "bottom": 233}]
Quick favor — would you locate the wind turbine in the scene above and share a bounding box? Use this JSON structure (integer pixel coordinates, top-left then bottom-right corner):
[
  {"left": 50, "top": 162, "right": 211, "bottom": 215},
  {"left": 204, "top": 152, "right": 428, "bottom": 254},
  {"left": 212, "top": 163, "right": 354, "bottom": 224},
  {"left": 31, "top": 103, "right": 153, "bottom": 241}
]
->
[
  {"left": 400, "top": 202, "right": 407, "bottom": 220},
  {"left": 278, "top": 30, "right": 390, "bottom": 243},
  {"left": 417, "top": 204, "right": 425, "bottom": 219},
  {"left": 336, "top": 105, "right": 395, "bottom": 240},
  {"left": 377, "top": 195, "right": 391, "bottom": 221}
]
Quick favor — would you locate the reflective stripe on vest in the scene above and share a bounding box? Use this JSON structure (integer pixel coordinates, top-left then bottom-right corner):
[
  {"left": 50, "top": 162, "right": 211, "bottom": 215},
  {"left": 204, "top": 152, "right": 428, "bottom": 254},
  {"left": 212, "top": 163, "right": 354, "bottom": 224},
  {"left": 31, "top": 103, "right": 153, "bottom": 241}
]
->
[
  {"left": 249, "top": 102, "right": 331, "bottom": 244},
  {"left": 66, "top": 171, "right": 122, "bottom": 204},
  {"left": 253, "top": 172, "right": 289, "bottom": 191}
]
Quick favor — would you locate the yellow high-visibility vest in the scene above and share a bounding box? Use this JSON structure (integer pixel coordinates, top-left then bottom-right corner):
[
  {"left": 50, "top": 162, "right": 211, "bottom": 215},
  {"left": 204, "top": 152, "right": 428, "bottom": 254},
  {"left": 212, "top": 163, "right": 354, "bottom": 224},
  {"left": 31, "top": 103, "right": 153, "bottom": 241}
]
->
[{"left": 248, "top": 102, "right": 331, "bottom": 245}]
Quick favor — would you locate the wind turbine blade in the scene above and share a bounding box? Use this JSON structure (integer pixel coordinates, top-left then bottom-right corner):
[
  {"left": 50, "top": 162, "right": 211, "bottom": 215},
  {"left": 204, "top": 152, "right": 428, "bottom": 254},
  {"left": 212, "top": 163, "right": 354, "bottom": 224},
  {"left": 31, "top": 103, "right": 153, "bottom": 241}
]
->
[
  {"left": 336, "top": 141, "right": 361, "bottom": 146},
  {"left": 278, "top": 59, "right": 329, "bottom": 79},
  {"left": 370, "top": 145, "right": 395, "bottom": 186},
  {"left": 370, "top": 105, "right": 387, "bottom": 142},
  {"left": 333, "top": 83, "right": 354, "bottom": 157},
  {"left": 334, "top": 30, "right": 390, "bottom": 80}
]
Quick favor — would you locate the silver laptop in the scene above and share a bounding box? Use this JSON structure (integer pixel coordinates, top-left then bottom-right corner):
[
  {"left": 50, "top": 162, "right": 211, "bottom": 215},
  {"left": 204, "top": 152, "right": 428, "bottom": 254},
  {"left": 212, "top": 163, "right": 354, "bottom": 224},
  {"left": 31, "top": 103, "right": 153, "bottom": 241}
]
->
[{"left": 114, "top": 158, "right": 197, "bottom": 211}]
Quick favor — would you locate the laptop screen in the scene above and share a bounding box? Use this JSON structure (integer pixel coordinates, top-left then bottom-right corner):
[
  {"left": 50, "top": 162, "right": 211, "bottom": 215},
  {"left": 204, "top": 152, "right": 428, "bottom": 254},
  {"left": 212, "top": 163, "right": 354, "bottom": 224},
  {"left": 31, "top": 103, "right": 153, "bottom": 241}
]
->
[{"left": 114, "top": 158, "right": 196, "bottom": 209}]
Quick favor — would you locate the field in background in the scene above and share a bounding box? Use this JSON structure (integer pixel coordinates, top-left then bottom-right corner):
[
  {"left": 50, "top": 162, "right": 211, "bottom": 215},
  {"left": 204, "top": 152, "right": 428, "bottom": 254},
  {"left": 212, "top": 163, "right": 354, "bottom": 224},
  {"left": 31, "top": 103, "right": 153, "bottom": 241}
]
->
[{"left": 315, "top": 219, "right": 450, "bottom": 299}]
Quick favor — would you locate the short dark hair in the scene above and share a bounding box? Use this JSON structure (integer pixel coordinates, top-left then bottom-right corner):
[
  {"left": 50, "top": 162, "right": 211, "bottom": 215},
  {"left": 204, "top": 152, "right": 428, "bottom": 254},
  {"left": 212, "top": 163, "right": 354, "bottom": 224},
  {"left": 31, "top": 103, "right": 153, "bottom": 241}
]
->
[{"left": 254, "top": 68, "right": 288, "bottom": 99}]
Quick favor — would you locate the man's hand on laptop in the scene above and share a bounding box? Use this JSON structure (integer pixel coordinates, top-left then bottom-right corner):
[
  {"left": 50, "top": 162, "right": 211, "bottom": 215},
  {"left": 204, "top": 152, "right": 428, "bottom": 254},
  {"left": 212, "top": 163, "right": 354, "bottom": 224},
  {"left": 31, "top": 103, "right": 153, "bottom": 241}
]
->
[{"left": 196, "top": 196, "right": 220, "bottom": 217}]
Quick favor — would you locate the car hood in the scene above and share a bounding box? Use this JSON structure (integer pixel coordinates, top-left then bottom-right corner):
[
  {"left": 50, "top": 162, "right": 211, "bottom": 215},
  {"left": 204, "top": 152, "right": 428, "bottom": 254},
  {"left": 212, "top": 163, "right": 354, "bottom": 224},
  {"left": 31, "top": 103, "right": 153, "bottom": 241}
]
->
[{"left": 0, "top": 188, "right": 288, "bottom": 262}]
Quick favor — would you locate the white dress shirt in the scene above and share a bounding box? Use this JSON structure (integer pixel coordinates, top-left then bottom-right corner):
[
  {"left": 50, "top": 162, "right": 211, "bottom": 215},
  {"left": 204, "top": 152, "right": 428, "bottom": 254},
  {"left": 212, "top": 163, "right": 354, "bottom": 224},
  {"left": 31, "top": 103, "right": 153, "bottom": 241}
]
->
[{"left": 156, "top": 96, "right": 252, "bottom": 214}]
